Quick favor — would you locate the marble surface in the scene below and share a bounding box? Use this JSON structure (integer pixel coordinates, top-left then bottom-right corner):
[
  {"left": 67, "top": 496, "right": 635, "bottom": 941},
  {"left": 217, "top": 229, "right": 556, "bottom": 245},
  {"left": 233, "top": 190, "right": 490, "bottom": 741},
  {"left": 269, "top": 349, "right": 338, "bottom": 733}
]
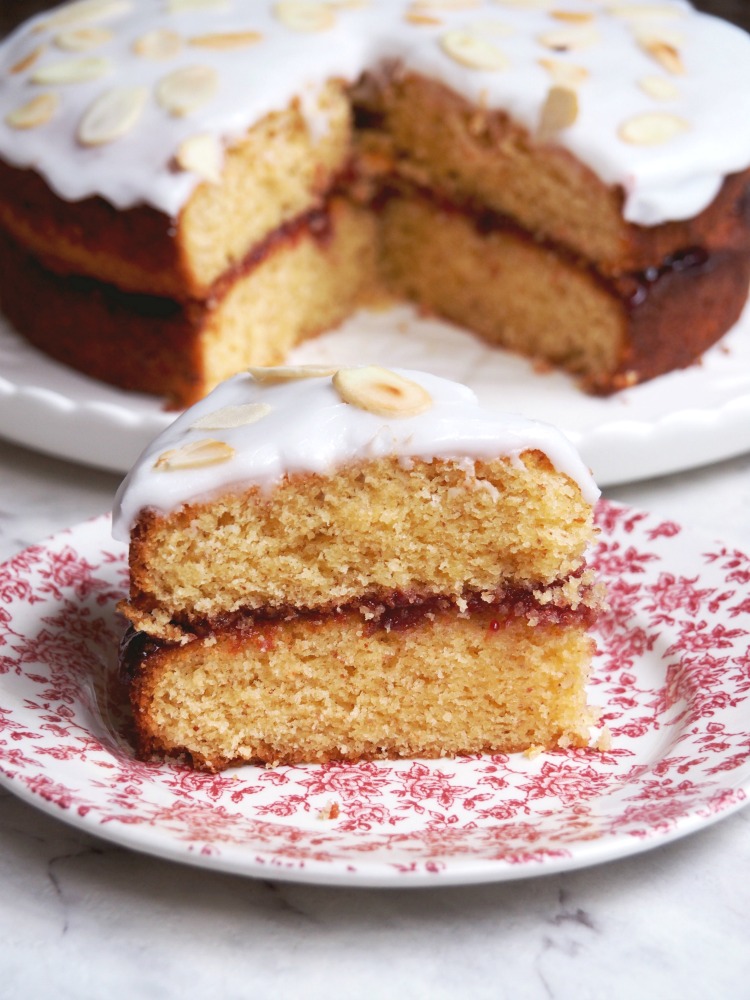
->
[{"left": 1, "top": 432, "right": 749, "bottom": 999}]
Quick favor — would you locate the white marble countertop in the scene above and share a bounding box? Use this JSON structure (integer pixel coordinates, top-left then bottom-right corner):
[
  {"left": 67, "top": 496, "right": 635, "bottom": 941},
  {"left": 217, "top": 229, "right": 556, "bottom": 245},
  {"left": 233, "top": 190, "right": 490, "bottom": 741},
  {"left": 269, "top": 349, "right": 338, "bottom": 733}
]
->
[{"left": 0, "top": 433, "right": 749, "bottom": 1000}]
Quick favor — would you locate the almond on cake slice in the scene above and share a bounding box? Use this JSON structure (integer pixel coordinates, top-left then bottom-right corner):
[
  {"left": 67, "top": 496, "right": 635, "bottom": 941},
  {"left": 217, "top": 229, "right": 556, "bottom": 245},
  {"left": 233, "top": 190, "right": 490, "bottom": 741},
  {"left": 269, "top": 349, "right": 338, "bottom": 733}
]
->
[
  {"left": 191, "top": 403, "right": 272, "bottom": 429},
  {"left": 332, "top": 366, "right": 433, "bottom": 417},
  {"left": 154, "top": 438, "right": 235, "bottom": 470},
  {"left": 247, "top": 365, "right": 339, "bottom": 382}
]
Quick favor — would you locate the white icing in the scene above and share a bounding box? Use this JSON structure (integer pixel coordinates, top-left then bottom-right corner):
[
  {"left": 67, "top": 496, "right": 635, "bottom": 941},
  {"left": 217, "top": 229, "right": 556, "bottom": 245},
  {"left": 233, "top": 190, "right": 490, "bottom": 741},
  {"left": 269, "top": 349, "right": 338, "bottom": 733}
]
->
[
  {"left": 111, "top": 368, "right": 600, "bottom": 540},
  {"left": 0, "top": 1, "right": 749, "bottom": 225}
]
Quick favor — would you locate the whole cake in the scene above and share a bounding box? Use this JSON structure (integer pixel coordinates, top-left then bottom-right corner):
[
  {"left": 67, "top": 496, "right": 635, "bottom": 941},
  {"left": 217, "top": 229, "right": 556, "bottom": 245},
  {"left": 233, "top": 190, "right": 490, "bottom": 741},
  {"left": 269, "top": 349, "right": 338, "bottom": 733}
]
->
[
  {"left": 2, "top": 0, "right": 750, "bottom": 406},
  {"left": 113, "top": 365, "right": 603, "bottom": 770}
]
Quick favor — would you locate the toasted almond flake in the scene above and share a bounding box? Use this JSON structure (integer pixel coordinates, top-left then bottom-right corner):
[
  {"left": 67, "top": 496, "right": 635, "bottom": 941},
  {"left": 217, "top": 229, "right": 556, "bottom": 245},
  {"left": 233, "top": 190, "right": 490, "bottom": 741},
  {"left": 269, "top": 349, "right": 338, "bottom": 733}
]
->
[
  {"left": 156, "top": 65, "right": 218, "bottom": 117},
  {"left": 9, "top": 44, "right": 47, "bottom": 74},
  {"left": 332, "top": 366, "right": 432, "bottom": 418},
  {"left": 36, "top": 0, "right": 131, "bottom": 30},
  {"left": 639, "top": 36, "right": 684, "bottom": 74},
  {"left": 31, "top": 54, "right": 111, "bottom": 84},
  {"left": 537, "top": 84, "right": 579, "bottom": 141},
  {"left": 440, "top": 30, "right": 508, "bottom": 70},
  {"left": 550, "top": 10, "right": 594, "bottom": 22},
  {"left": 618, "top": 111, "right": 689, "bottom": 145},
  {"left": 77, "top": 84, "right": 147, "bottom": 145},
  {"left": 5, "top": 92, "right": 60, "bottom": 129},
  {"left": 538, "top": 56, "right": 589, "bottom": 86},
  {"left": 275, "top": 1, "right": 337, "bottom": 31},
  {"left": 167, "top": 0, "right": 230, "bottom": 10},
  {"left": 133, "top": 28, "right": 183, "bottom": 59},
  {"left": 189, "top": 31, "right": 264, "bottom": 49},
  {"left": 175, "top": 133, "right": 224, "bottom": 183},
  {"left": 405, "top": 11, "right": 443, "bottom": 24},
  {"left": 191, "top": 403, "right": 272, "bottom": 429},
  {"left": 538, "top": 23, "right": 599, "bottom": 50},
  {"left": 55, "top": 26, "right": 113, "bottom": 50},
  {"left": 154, "top": 438, "right": 235, "bottom": 471},
  {"left": 638, "top": 74, "right": 679, "bottom": 100},
  {"left": 248, "top": 364, "right": 338, "bottom": 382}
]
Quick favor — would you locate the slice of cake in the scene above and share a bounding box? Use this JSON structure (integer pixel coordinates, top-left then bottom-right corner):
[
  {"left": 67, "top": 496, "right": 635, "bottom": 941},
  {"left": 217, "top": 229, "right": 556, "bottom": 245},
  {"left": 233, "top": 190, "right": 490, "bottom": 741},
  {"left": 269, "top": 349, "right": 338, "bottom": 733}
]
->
[{"left": 113, "top": 365, "right": 603, "bottom": 771}]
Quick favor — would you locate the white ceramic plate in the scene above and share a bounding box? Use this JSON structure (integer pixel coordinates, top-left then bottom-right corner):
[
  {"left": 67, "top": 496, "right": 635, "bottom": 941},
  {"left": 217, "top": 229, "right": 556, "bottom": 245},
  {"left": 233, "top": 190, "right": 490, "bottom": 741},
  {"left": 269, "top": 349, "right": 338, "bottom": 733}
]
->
[
  {"left": 0, "top": 503, "right": 748, "bottom": 887},
  {"left": 1, "top": 301, "right": 749, "bottom": 485}
]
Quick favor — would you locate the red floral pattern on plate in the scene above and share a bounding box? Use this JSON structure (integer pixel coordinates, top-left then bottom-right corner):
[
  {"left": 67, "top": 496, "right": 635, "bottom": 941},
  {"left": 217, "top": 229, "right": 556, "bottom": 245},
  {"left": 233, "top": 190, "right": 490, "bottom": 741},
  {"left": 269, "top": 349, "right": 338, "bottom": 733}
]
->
[{"left": 0, "top": 503, "right": 748, "bottom": 886}]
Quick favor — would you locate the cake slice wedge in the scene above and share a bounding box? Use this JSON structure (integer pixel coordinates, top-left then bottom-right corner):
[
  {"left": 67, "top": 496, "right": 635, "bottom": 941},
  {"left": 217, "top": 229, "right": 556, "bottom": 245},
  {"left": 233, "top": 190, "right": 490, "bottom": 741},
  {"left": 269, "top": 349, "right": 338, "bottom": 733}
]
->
[{"left": 113, "top": 365, "right": 603, "bottom": 771}]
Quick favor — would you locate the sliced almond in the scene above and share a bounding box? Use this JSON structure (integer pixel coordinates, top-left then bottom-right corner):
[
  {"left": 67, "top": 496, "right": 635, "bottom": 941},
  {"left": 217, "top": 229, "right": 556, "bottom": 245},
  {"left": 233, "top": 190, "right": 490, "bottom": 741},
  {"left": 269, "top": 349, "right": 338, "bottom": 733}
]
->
[
  {"left": 538, "top": 56, "right": 589, "bottom": 86},
  {"left": 156, "top": 65, "right": 218, "bottom": 117},
  {"left": 154, "top": 438, "right": 235, "bottom": 471},
  {"left": 618, "top": 111, "right": 689, "bottom": 145},
  {"left": 77, "top": 85, "right": 147, "bottom": 145},
  {"left": 133, "top": 29, "right": 183, "bottom": 59},
  {"left": 274, "top": 1, "right": 337, "bottom": 32},
  {"left": 175, "top": 133, "right": 224, "bottom": 183},
  {"left": 332, "top": 366, "right": 432, "bottom": 418},
  {"left": 537, "top": 84, "right": 579, "bottom": 141},
  {"left": 550, "top": 10, "right": 594, "bottom": 22},
  {"left": 247, "top": 364, "right": 338, "bottom": 382},
  {"left": 31, "top": 55, "right": 111, "bottom": 84},
  {"left": 538, "top": 23, "right": 599, "bottom": 51},
  {"left": 36, "top": 0, "right": 131, "bottom": 30},
  {"left": 638, "top": 35, "right": 684, "bottom": 74},
  {"left": 189, "top": 31, "right": 263, "bottom": 49},
  {"left": 191, "top": 403, "right": 272, "bottom": 430},
  {"left": 9, "top": 44, "right": 46, "bottom": 74},
  {"left": 440, "top": 30, "right": 509, "bottom": 71},
  {"left": 638, "top": 74, "right": 679, "bottom": 100},
  {"left": 55, "top": 26, "right": 113, "bottom": 50},
  {"left": 5, "top": 92, "right": 60, "bottom": 130},
  {"left": 405, "top": 11, "right": 443, "bottom": 24}
]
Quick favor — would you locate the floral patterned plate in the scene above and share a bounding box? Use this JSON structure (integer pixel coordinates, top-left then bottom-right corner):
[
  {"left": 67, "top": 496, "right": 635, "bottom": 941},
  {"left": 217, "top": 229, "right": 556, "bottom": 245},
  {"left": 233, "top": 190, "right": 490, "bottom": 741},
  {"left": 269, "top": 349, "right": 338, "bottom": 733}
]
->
[{"left": 1, "top": 502, "right": 749, "bottom": 887}]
